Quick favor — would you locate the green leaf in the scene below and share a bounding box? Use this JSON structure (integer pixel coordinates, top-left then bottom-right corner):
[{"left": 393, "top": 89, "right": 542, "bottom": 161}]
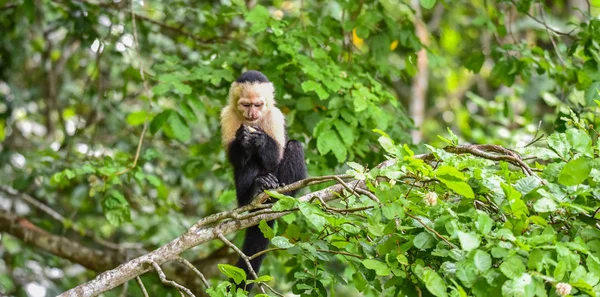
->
[
  {"left": 362, "top": 259, "right": 391, "bottom": 276},
  {"left": 166, "top": 113, "right": 191, "bottom": 142},
  {"left": 533, "top": 197, "right": 558, "bottom": 213},
  {"left": 473, "top": 250, "right": 492, "bottom": 272},
  {"left": 558, "top": 158, "right": 591, "bottom": 186},
  {"left": 419, "top": 0, "right": 436, "bottom": 9},
  {"left": 347, "top": 162, "right": 364, "bottom": 172},
  {"left": 330, "top": 142, "right": 347, "bottom": 162},
  {"left": 271, "top": 236, "right": 294, "bottom": 248},
  {"left": 353, "top": 95, "right": 368, "bottom": 112},
  {"left": 333, "top": 121, "right": 354, "bottom": 146},
  {"left": 317, "top": 130, "right": 346, "bottom": 162},
  {"left": 566, "top": 128, "right": 593, "bottom": 157},
  {"left": 218, "top": 264, "right": 246, "bottom": 285},
  {"left": 271, "top": 196, "right": 297, "bottom": 211},
  {"left": 150, "top": 110, "right": 172, "bottom": 134},
  {"left": 422, "top": 269, "right": 448, "bottom": 297},
  {"left": 547, "top": 133, "right": 571, "bottom": 159},
  {"left": 457, "top": 231, "right": 480, "bottom": 251},
  {"left": 259, "top": 220, "right": 274, "bottom": 239},
  {"left": 172, "top": 82, "right": 192, "bottom": 95},
  {"left": 151, "top": 83, "right": 170, "bottom": 96},
  {"left": 435, "top": 166, "right": 474, "bottom": 198},
  {"left": 247, "top": 275, "right": 273, "bottom": 284},
  {"left": 500, "top": 256, "right": 526, "bottom": 279},
  {"left": 126, "top": 111, "right": 149, "bottom": 126},
  {"left": 414, "top": 231, "right": 436, "bottom": 250},
  {"left": 513, "top": 176, "right": 541, "bottom": 195},
  {"left": 465, "top": 52, "right": 485, "bottom": 73},
  {"left": 586, "top": 82, "right": 600, "bottom": 105},
  {"left": 246, "top": 4, "right": 269, "bottom": 23},
  {"left": 298, "top": 202, "right": 327, "bottom": 230},
  {"left": 476, "top": 211, "right": 493, "bottom": 235},
  {"left": 377, "top": 135, "right": 396, "bottom": 155},
  {"left": 301, "top": 80, "right": 329, "bottom": 100}
]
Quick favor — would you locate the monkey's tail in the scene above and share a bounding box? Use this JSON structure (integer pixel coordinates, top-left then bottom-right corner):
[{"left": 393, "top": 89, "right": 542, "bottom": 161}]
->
[{"left": 235, "top": 221, "right": 273, "bottom": 291}]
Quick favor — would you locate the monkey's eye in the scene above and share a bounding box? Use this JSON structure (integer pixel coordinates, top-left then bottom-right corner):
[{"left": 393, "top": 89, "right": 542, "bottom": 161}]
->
[
  {"left": 242, "top": 103, "right": 251, "bottom": 107},
  {"left": 254, "top": 104, "right": 263, "bottom": 107}
]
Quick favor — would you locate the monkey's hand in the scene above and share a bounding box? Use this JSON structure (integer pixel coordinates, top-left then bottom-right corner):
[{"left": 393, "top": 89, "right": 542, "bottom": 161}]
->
[
  {"left": 254, "top": 173, "right": 279, "bottom": 193},
  {"left": 247, "top": 126, "right": 269, "bottom": 148},
  {"left": 235, "top": 125, "right": 253, "bottom": 148}
]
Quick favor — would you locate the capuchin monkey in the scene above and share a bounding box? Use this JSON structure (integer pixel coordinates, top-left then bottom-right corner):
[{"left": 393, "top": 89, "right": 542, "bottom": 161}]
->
[{"left": 220, "top": 70, "right": 307, "bottom": 290}]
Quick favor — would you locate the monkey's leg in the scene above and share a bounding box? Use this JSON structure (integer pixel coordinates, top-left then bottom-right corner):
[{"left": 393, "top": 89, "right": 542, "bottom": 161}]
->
[
  {"left": 235, "top": 220, "right": 273, "bottom": 291},
  {"left": 276, "top": 140, "right": 308, "bottom": 195}
]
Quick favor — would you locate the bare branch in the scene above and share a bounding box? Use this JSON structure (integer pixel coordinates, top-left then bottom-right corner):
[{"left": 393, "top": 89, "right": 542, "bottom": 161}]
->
[
  {"left": 0, "top": 185, "right": 63, "bottom": 221},
  {"left": 58, "top": 144, "right": 539, "bottom": 297},
  {"left": 217, "top": 233, "right": 266, "bottom": 294},
  {"left": 407, "top": 213, "right": 457, "bottom": 249},
  {"left": 508, "top": 0, "right": 577, "bottom": 36},
  {"left": 0, "top": 185, "right": 144, "bottom": 250},
  {"left": 175, "top": 257, "right": 210, "bottom": 289},
  {"left": 135, "top": 277, "right": 149, "bottom": 297},
  {"left": 0, "top": 209, "right": 122, "bottom": 272},
  {"left": 147, "top": 261, "right": 196, "bottom": 297},
  {"left": 58, "top": 176, "right": 368, "bottom": 297},
  {"left": 539, "top": 4, "right": 567, "bottom": 66},
  {"left": 116, "top": 0, "right": 151, "bottom": 176}
]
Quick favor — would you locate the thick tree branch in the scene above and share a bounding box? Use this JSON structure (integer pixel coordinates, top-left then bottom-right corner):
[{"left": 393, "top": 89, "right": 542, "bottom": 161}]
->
[
  {"left": 0, "top": 209, "right": 123, "bottom": 272},
  {"left": 57, "top": 177, "right": 371, "bottom": 297},
  {"left": 0, "top": 185, "right": 144, "bottom": 250},
  {"left": 58, "top": 144, "right": 538, "bottom": 297}
]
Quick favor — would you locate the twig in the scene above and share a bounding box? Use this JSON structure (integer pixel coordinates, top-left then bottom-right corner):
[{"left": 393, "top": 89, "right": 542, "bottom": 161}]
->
[
  {"left": 509, "top": 0, "right": 576, "bottom": 36},
  {"left": 253, "top": 174, "right": 352, "bottom": 204},
  {"left": 314, "top": 195, "right": 373, "bottom": 214},
  {"left": 523, "top": 121, "right": 544, "bottom": 148},
  {"left": 407, "top": 213, "right": 457, "bottom": 249},
  {"left": 116, "top": 0, "right": 151, "bottom": 176},
  {"left": 216, "top": 233, "right": 266, "bottom": 294},
  {"left": 333, "top": 176, "right": 380, "bottom": 204},
  {"left": 316, "top": 249, "right": 363, "bottom": 259},
  {"left": 175, "top": 257, "right": 210, "bottom": 288},
  {"left": 135, "top": 277, "right": 149, "bottom": 297},
  {"left": 539, "top": 4, "right": 567, "bottom": 66},
  {"left": 146, "top": 261, "right": 196, "bottom": 297},
  {"left": 249, "top": 247, "right": 286, "bottom": 260},
  {"left": 0, "top": 186, "right": 63, "bottom": 221}
]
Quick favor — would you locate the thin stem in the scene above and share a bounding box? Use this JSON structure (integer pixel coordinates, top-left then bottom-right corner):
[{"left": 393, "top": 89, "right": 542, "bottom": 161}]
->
[
  {"left": 407, "top": 213, "right": 457, "bottom": 249},
  {"left": 116, "top": 0, "right": 150, "bottom": 176},
  {"left": 146, "top": 261, "right": 196, "bottom": 297},
  {"left": 216, "top": 233, "right": 266, "bottom": 294},
  {"left": 175, "top": 257, "right": 210, "bottom": 288},
  {"left": 135, "top": 277, "right": 149, "bottom": 297}
]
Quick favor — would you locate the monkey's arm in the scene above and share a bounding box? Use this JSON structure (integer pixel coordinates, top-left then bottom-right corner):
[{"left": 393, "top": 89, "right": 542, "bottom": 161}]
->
[
  {"left": 248, "top": 127, "right": 281, "bottom": 172},
  {"left": 276, "top": 140, "right": 308, "bottom": 193}
]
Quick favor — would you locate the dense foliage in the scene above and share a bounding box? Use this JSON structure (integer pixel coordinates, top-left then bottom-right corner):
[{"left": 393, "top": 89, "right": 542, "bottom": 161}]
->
[{"left": 1, "top": 0, "right": 600, "bottom": 296}]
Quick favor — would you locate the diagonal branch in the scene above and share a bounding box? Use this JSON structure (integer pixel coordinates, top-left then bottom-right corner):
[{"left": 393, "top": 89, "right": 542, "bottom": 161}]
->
[
  {"left": 0, "top": 185, "right": 144, "bottom": 250},
  {"left": 0, "top": 209, "right": 123, "bottom": 272},
  {"left": 57, "top": 144, "right": 539, "bottom": 297},
  {"left": 147, "top": 261, "right": 196, "bottom": 297},
  {"left": 57, "top": 177, "right": 371, "bottom": 297},
  {"left": 216, "top": 233, "right": 266, "bottom": 294}
]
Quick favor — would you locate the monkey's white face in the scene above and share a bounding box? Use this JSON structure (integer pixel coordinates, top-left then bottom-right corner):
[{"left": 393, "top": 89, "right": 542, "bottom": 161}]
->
[{"left": 237, "top": 94, "right": 266, "bottom": 123}]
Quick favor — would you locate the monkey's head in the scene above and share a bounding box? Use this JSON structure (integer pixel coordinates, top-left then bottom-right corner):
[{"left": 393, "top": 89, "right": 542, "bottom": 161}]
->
[{"left": 228, "top": 70, "right": 275, "bottom": 123}]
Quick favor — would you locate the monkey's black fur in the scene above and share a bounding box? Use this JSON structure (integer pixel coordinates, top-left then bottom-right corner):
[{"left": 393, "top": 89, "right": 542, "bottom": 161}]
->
[
  {"left": 227, "top": 124, "right": 307, "bottom": 290},
  {"left": 235, "top": 70, "right": 270, "bottom": 83}
]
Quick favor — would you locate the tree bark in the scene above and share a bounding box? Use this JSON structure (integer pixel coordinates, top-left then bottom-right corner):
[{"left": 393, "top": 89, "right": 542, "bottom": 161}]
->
[{"left": 410, "top": 0, "right": 430, "bottom": 144}]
